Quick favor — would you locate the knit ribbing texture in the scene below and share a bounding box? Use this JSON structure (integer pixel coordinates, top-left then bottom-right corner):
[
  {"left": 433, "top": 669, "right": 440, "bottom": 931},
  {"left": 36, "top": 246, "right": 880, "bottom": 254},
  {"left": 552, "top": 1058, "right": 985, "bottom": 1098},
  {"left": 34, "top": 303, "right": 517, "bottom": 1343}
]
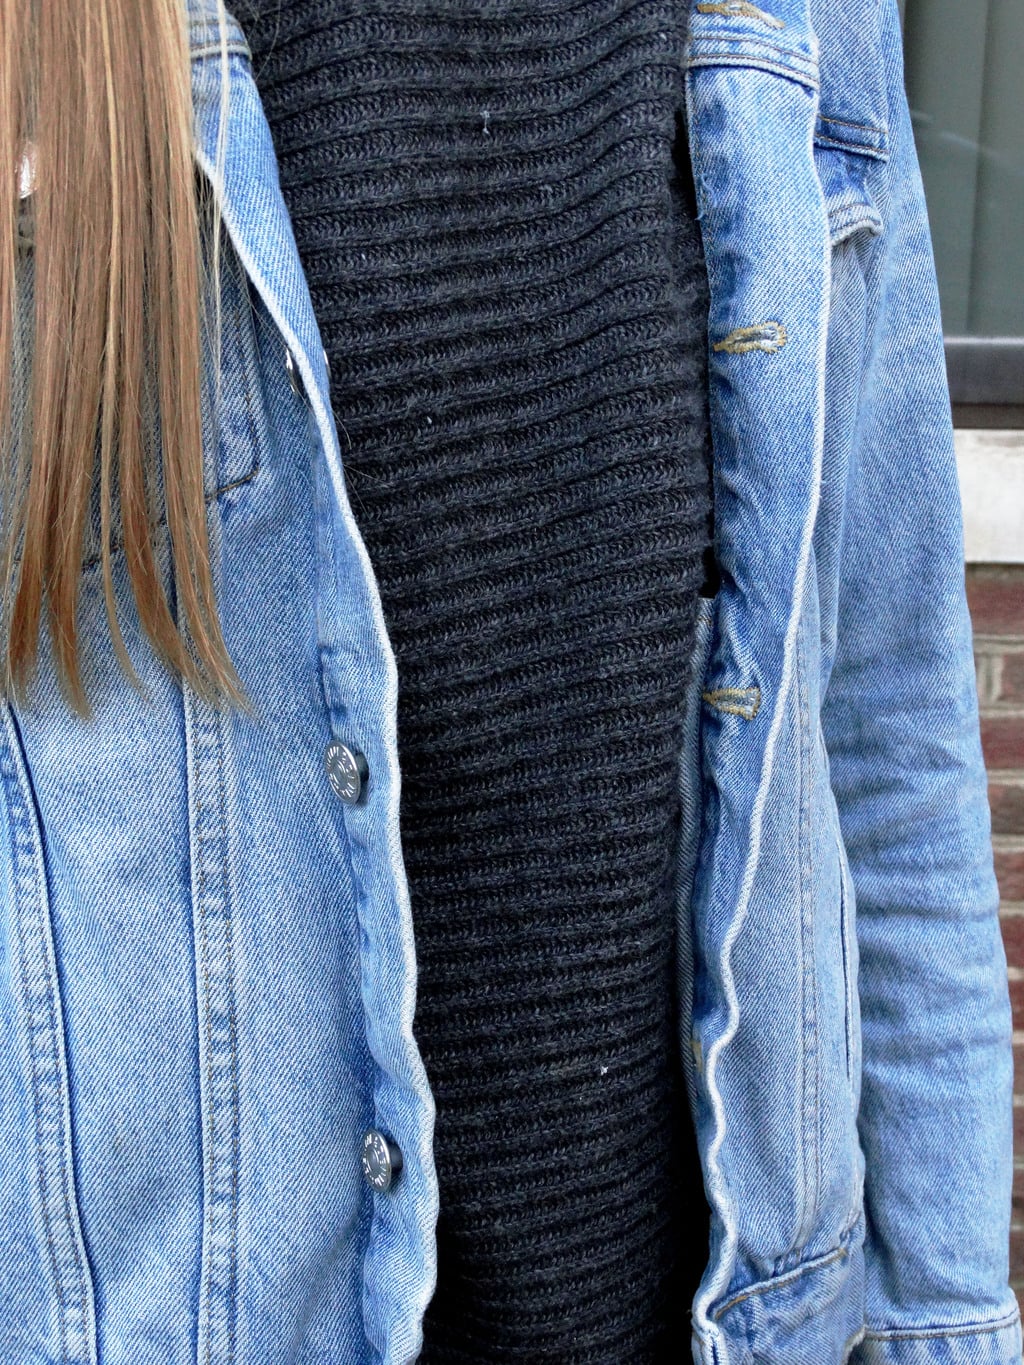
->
[{"left": 239, "top": 2, "right": 714, "bottom": 1359}]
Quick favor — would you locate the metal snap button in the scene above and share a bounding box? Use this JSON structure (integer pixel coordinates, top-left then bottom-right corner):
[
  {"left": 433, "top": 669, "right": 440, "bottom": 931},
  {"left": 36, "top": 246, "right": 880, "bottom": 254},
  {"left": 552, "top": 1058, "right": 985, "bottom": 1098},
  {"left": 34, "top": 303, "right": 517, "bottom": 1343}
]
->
[
  {"left": 362, "top": 1129, "right": 403, "bottom": 1192},
  {"left": 324, "top": 739, "right": 369, "bottom": 805}
]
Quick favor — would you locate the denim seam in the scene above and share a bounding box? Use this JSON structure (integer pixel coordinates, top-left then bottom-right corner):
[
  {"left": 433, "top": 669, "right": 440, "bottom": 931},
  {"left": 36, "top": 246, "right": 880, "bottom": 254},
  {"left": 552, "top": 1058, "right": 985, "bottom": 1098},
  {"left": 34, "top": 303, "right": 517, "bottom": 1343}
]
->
[
  {"left": 81, "top": 200, "right": 262, "bottom": 582},
  {"left": 677, "top": 598, "right": 719, "bottom": 1118},
  {"left": 686, "top": 50, "right": 820, "bottom": 91},
  {"left": 815, "top": 134, "right": 888, "bottom": 163},
  {"left": 711, "top": 1235, "right": 852, "bottom": 1320},
  {"left": 216, "top": 714, "right": 241, "bottom": 1365},
  {"left": 32, "top": 909, "right": 82, "bottom": 1361},
  {"left": 80, "top": 470, "right": 260, "bottom": 571},
  {"left": 834, "top": 817, "right": 864, "bottom": 1234},
  {"left": 687, "top": 31, "right": 814, "bottom": 62},
  {"left": 189, "top": 689, "right": 240, "bottom": 1365},
  {"left": 188, "top": 5, "right": 251, "bottom": 65},
  {"left": 685, "top": 30, "right": 820, "bottom": 89},
  {"left": 815, "top": 113, "right": 889, "bottom": 160},
  {"left": 862, "top": 1308, "right": 1022, "bottom": 1342},
  {"left": 195, "top": 725, "right": 213, "bottom": 1365},
  {"left": 80, "top": 272, "right": 262, "bottom": 574},
  {"left": 836, "top": 828, "right": 853, "bottom": 1090},
  {"left": 795, "top": 611, "right": 820, "bottom": 1254},
  {"left": 190, "top": 40, "right": 252, "bottom": 63},
  {"left": 234, "top": 276, "right": 262, "bottom": 484},
  {"left": 6, "top": 744, "right": 70, "bottom": 1365},
  {"left": 1, "top": 709, "right": 95, "bottom": 1364},
  {"left": 221, "top": 244, "right": 266, "bottom": 496},
  {"left": 817, "top": 114, "right": 886, "bottom": 135}
]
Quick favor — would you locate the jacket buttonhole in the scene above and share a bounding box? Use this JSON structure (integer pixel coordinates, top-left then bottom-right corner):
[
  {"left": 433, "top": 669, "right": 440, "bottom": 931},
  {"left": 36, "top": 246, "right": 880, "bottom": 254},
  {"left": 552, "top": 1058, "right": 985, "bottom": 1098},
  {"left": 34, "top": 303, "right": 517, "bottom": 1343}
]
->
[
  {"left": 712, "top": 321, "right": 788, "bottom": 355},
  {"left": 695, "top": 0, "right": 785, "bottom": 29},
  {"left": 701, "top": 685, "right": 761, "bottom": 720}
]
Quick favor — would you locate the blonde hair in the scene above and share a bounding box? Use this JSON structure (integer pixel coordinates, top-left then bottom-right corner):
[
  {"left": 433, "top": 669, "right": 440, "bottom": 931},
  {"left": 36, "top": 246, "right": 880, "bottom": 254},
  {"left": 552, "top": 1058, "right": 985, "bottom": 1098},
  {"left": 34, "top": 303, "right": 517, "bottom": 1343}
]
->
[{"left": 0, "top": 0, "right": 246, "bottom": 717}]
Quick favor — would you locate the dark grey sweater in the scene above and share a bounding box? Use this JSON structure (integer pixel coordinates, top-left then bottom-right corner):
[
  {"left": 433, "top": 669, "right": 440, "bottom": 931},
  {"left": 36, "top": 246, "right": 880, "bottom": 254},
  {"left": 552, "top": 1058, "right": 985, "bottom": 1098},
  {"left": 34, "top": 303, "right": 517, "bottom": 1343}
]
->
[{"left": 238, "top": 2, "right": 714, "bottom": 1358}]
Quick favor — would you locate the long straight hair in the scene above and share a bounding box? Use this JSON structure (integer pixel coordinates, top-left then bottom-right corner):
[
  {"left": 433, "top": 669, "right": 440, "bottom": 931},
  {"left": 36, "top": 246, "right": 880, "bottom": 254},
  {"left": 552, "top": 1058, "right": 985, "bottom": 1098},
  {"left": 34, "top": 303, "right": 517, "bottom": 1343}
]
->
[{"left": 0, "top": 0, "right": 246, "bottom": 718}]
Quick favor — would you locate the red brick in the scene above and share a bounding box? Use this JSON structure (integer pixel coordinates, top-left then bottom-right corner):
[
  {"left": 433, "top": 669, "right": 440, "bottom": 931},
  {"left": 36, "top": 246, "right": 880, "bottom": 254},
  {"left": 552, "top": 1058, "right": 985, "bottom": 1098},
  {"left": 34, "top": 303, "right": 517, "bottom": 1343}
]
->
[
  {"left": 967, "top": 568, "right": 1024, "bottom": 637},
  {"left": 1013, "top": 1169, "right": 1024, "bottom": 1222},
  {"left": 969, "top": 578, "right": 1024, "bottom": 1303},
  {"left": 1004, "top": 655, "right": 1024, "bottom": 704},
  {"left": 991, "top": 781, "right": 1024, "bottom": 837},
  {"left": 1001, "top": 913, "right": 1024, "bottom": 969},
  {"left": 997, "top": 851, "right": 1024, "bottom": 904},
  {"left": 983, "top": 717, "right": 1024, "bottom": 772}
]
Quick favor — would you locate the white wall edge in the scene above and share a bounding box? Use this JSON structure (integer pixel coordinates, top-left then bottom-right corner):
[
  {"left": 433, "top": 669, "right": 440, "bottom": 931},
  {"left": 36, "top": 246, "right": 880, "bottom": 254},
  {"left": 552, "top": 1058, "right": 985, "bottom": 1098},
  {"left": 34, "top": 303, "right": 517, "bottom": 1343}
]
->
[{"left": 956, "top": 429, "right": 1024, "bottom": 564}]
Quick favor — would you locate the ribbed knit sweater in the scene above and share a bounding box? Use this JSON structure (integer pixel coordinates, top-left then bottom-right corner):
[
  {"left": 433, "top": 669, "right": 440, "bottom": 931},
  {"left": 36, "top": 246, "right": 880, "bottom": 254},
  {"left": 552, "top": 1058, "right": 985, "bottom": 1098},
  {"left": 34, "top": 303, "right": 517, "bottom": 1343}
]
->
[{"left": 238, "top": 2, "right": 714, "bottom": 1358}]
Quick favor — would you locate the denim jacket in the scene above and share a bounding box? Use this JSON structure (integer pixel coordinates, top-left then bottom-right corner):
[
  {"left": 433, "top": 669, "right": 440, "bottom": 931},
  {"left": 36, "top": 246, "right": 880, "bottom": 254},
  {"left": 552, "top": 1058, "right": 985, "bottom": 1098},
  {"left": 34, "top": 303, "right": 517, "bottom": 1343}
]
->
[{"left": 1, "top": 1, "right": 1018, "bottom": 1363}]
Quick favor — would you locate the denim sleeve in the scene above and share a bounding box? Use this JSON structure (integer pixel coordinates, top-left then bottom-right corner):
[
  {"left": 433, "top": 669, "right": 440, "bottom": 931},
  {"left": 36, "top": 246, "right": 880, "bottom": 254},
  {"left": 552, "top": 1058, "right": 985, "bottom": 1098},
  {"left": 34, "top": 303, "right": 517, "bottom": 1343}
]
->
[{"left": 820, "top": 2, "right": 1022, "bottom": 1357}]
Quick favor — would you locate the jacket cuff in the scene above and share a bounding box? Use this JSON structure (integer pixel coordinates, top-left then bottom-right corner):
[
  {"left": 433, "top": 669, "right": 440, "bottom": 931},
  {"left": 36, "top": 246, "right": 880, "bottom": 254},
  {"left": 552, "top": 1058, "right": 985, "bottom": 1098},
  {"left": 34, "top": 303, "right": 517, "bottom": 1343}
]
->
[{"left": 851, "top": 1308, "right": 1022, "bottom": 1365}]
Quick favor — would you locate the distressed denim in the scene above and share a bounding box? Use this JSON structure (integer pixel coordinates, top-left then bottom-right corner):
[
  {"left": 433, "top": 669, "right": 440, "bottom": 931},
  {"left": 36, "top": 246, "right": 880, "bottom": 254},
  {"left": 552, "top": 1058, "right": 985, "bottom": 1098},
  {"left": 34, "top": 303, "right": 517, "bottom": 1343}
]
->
[{"left": 0, "top": 1, "right": 1017, "bottom": 1363}]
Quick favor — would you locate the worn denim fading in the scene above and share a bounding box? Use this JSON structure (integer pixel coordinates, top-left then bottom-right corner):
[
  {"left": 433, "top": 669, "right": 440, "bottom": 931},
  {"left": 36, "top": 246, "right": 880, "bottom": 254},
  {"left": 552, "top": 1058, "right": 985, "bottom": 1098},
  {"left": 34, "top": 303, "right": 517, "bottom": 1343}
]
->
[
  {"left": 674, "top": 1, "right": 1020, "bottom": 1363},
  {"left": 1, "top": 10, "right": 436, "bottom": 1363}
]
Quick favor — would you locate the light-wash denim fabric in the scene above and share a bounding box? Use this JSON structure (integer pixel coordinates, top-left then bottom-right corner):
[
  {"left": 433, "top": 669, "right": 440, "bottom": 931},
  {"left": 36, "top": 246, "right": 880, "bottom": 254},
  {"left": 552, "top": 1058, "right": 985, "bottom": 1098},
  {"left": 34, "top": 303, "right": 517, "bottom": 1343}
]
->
[
  {"left": 0, "top": 2, "right": 1017, "bottom": 1363},
  {"left": 673, "top": 1, "right": 1020, "bottom": 1362}
]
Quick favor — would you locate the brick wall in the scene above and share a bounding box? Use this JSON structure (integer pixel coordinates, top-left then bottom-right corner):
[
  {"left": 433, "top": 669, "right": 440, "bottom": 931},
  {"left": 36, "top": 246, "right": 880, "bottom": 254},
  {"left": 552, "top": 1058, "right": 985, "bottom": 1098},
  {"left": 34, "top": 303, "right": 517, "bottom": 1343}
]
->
[{"left": 966, "top": 565, "right": 1024, "bottom": 1298}]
